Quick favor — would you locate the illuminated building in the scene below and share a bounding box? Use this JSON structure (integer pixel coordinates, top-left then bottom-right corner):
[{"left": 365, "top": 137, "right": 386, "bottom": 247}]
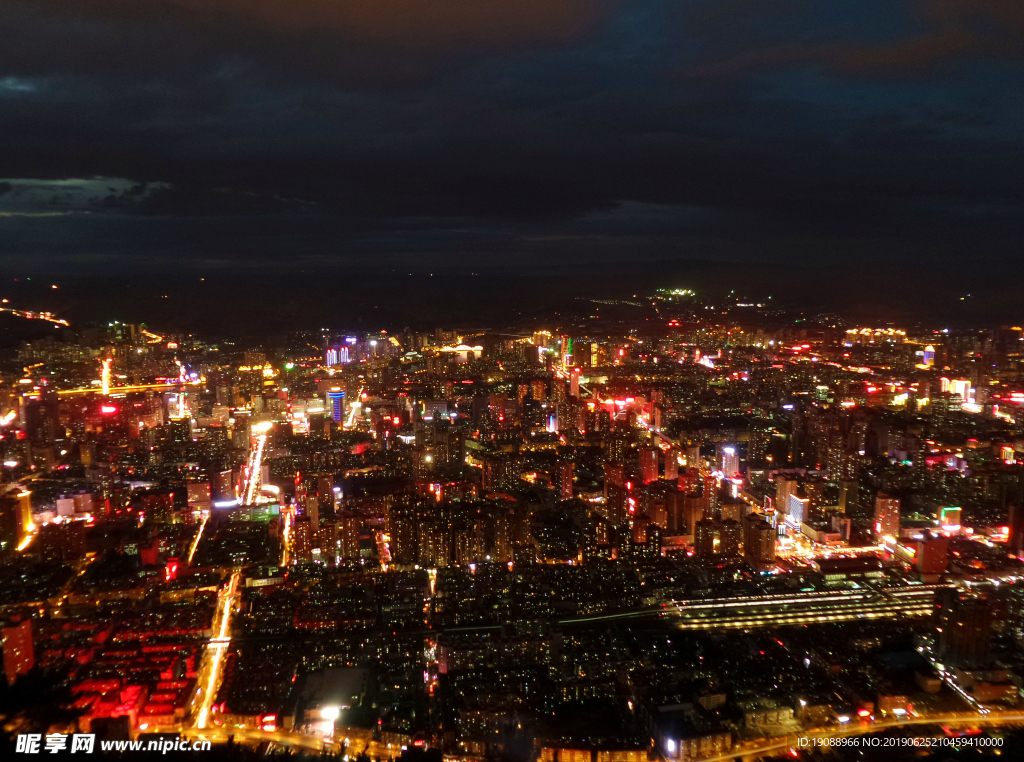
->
[
  {"left": 214, "top": 469, "right": 235, "bottom": 501},
  {"left": 1009, "top": 504, "right": 1024, "bottom": 557},
  {"left": 554, "top": 461, "right": 574, "bottom": 500},
  {"left": 785, "top": 494, "right": 808, "bottom": 527},
  {"left": 682, "top": 494, "right": 704, "bottom": 536},
  {"left": 605, "top": 483, "right": 629, "bottom": 525},
  {"left": 0, "top": 493, "right": 26, "bottom": 553},
  {"left": 316, "top": 474, "right": 336, "bottom": 522},
  {"left": 685, "top": 444, "right": 701, "bottom": 470},
  {"left": 803, "top": 477, "right": 825, "bottom": 521},
  {"left": 0, "top": 489, "right": 33, "bottom": 551},
  {"left": 663, "top": 449, "right": 678, "bottom": 481},
  {"left": 339, "top": 513, "right": 361, "bottom": 560},
  {"left": 914, "top": 532, "right": 949, "bottom": 576},
  {"left": 603, "top": 463, "right": 625, "bottom": 500},
  {"left": 555, "top": 399, "right": 585, "bottom": 435},
  {"left": 946, "top": 378, "right": 972, "bottom": 404},
  {"left": 293, "top": 516, "right": 313, "bottom": 562},
  {"left": 36, "top": 521, "right": 86, "bottom": 563},
  {"left": 632, "top": 513, "right": 650, "bottom": 544},
  {"left": 830, "top": 515, "right": 852, "bottom": 541},
  {"left": 187, "top": 482, "right": 211, "bottom": 516},
  {"left": 719, "top": 519, "right": 741, "bottom": 557},
  {"left": 743, "top": 514, "right": 775, "bottom": 571},
  {"left": 936, "top": 589, "right": 993, "bottom": 668},
  {"left": 838, "top": 478, "right": 858, "bottom": 512},
  {"left": 319, "top": 520, "right": 339, "bottom": 561},
  {"left": 937, "top": 506, "right": 961, "bottom": 532},
  {"left": 694, "top": 519, "right": 716, "bottom": 557},
  {"left": 775, "top": 477, "right": 798, "bottom": 516},
  {"left": 2, "top": 620, "right": 34, "bottom": 683},
  {"left": 719, "top": 500, "right": 743, "bottom": 524},
  {"left": 874, "top": 493, "right": 901, "bottom": 538},
  {"left": 638, "top": 446, "right": 659, "bottom": 485},
  {"left": 718, "top": 444, "right": 739, "bottom": 477},
  {"left": 326, "top": 390, "right": 346, "bottom": 423},
  {"left": 702, "top": 474, "right": 719, "bottom": 515},
  {"left": 482, "top": 453, "right": 522, "bottom": 492},
  {"left": 325, "top": 344, "right": 350, "bottom": 366},
  {"left": 569, "top": 367, "right": 581, "bottom": 398}
]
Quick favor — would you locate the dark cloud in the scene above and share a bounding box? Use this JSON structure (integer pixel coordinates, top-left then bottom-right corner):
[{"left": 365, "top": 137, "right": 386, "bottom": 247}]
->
[
  {"left": 681, "top": 0, "right": 1024, "bottom": 79},
  {"left": 0, "top": 0, "right": 1020, "bottom": 325},
  {"left": 37, "top": 0, "right": 605, "bottom": 49}
]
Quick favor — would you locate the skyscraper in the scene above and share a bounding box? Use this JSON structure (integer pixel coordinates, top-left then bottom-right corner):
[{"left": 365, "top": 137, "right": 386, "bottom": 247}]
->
[
  {"left": 743, "top": 514, "right": 775, "bottom": 571},
  {"left": 936, "top": 589, "right": 993, "bottom": 668},
  {"left": 293, "top": 516, "right": 314, "bottom": 562},
  {"left": 555, "top": 461, "right": 574, "bottom": 500},
  {"left": 838, "top": 478, "right": 858, "bottom": 513},
  {"left": 695, "top": 519, "right": 717, "bottom": 557},
  {"left": 2, "top": 620, "right": 33, "bottom": 684},
  {"left": 663, "top": 449, "right": 678, "bottom": 482},
  {"left": 874, "top": 493, "right": 901, "bottom": 538},
  {"left": 1008, "top": 504, "right": 1024, "bottom": 557},
  {"left": 719, "top": 519, "right": 741, "bottom": 557},
  {"left": 775, "top": 476, "right": 799, "bottom": 515},
  {"left": 639, "top": 447, "right": 659, "bottom": 485},
  {"left": 326, "top": 390, "right": 346, "bottom": 423}
]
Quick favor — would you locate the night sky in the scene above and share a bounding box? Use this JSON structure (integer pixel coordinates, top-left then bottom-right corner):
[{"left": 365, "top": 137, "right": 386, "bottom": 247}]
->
[{"left": 1, "top": 1, "right": 1021, "bottom": 331}]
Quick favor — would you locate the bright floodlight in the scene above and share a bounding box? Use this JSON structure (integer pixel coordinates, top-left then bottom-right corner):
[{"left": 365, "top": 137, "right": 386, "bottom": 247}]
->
[{"left": 321, "top": 706, "right": 341, "bottom": 721}]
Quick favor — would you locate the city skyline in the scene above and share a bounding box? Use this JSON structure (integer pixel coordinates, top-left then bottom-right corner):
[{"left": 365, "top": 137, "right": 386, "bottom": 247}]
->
[{"left": 2, "top": 1, "right": 1023, "bottom": 759}]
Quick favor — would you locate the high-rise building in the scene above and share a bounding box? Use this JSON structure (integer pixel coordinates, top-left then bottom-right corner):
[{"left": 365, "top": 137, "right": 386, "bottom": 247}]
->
[
  {"left": 718, "top": 444, "right": 740, "bottom": 477},
  {"left": 639, "top": 447, "right": 659, "bottom": 485},
  {"left": 339, "top": 513, "right": 361, "bottom": 560},
  {"left": 786, "top": 494, "right": 809, "bottom": 526},
  {"left": 838, "top": 479, "right": 858, "bottom": 513},
  {"left": 682, "top": 494, "right": 704, "bottom": 536},
  {"left": 1009, "top": 504, "right": 1024, "bottom": 557},
  {"left": 603, "top": 463, "right": 625, "bottom": 500},
  {"left": 482, "top": 453, "right": 523, "bottom": 492},
  {"left": 702, "top": 474, "right": 720, "bottom": 516},
  {"left": 695, "top": 519, "right": 717, "bottom": 557},
  {"left": 556, "top": 399, "right": 585, "bottom": 435},
  {"left": 686, "top": 444, "right": 701, "bottom": 471},
  {"left": 719, "top": 519, "right": 741, "bottom": 557},
  {"left": 663, "top": 449, "right": 678, "bottom": 482},
  {"left": 874, "top": 493, "right": 901, "bottom": 538},
  {"left": 937, "top": 589, "right": 993, "bottom": 668},
  {"left": 554, "top": 461, "right": 574, "bottom": 501},
  {"left": 743, "top": 514, "right": 775, "bottom": 571},
  {"left": 316, "top": 474, "right": 336, "bottom": 522},
  {"left": 775, "top": 476, "right": 799, "bottom": 514},
  {"left": 804, "top": 477, "right": 825, "bottom": 521},
  {"left": 914, "top": 532, "right": 949, "bottom": 576},
  {"left": 293, "top": 516, "right": 314, "bottom": 562},
  {"left": 319, "top": 520, "right": 339, "bottom": 561},
  {"left": 326, "top": 390, "right": 346, "bottom": 423},
  {"left": 0, "top": 489, "right": 33, "bottom": 553},
  {"left": 662, "top": 488, "right": 684, "bottom": 534},
  {"left": 2, "top": 620, "right": 34, "bottom": 684}
]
